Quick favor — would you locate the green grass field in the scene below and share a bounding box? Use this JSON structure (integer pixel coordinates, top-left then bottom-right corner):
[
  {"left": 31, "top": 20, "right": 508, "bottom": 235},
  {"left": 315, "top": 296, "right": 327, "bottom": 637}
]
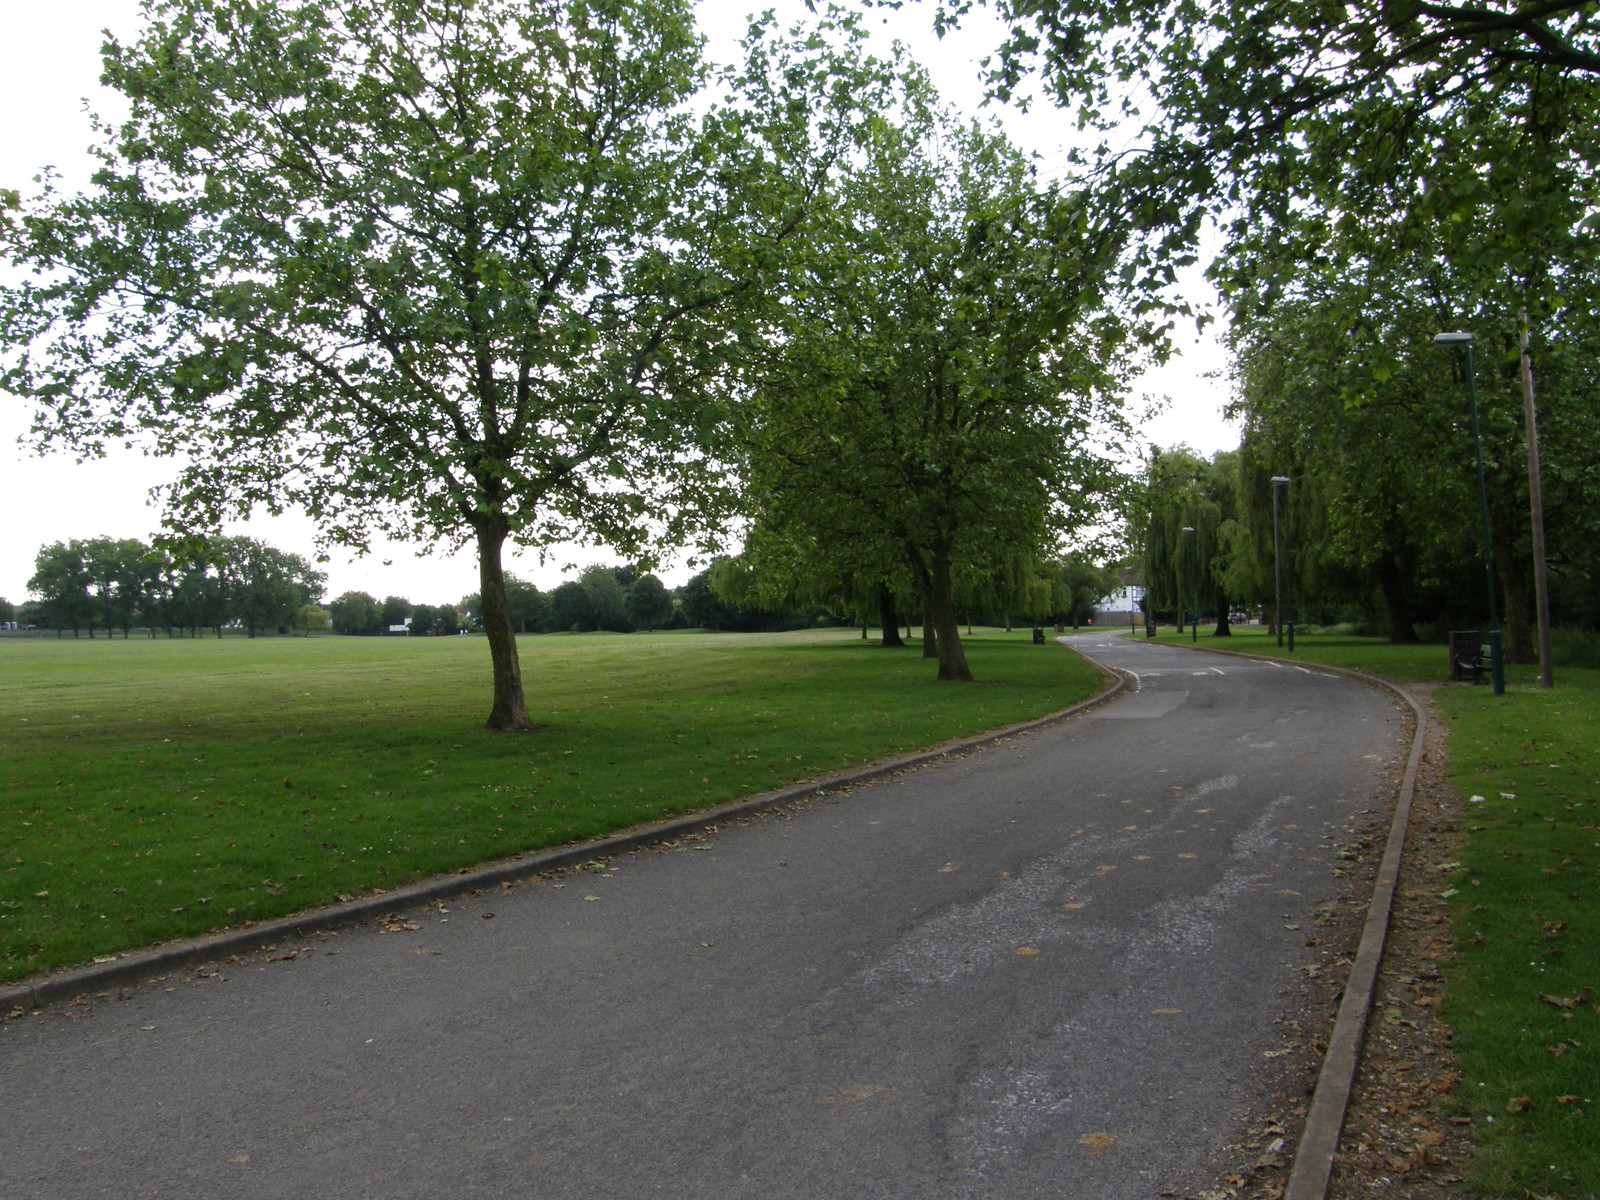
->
[
  {"left": 1146, "top": 623, "right": 1600, "bottom": 1197},
  {"left": 1, "top": 628, "right": 1103, "bottom": 985}
]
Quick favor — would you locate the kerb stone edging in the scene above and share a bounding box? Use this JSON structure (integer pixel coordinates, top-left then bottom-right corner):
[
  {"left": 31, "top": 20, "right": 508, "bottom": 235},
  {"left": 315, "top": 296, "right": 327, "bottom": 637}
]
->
[{"left": 1, "top": 661, "right": 1127, "bottom": 1015}]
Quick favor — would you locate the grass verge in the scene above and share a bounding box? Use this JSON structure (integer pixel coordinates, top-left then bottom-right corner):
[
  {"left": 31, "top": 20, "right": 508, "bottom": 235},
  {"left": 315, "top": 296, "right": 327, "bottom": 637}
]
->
[
  {"left": 1, "top": 628, "right": 1103, "bottom": 984},
  {"left": 1142, "top": 624, "right": 1600, "bottom": 1197}
]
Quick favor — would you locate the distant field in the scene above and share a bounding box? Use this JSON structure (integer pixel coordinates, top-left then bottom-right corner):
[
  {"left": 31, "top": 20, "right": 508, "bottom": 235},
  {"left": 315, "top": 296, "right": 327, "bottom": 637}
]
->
[{"left": 1, "top": 628, "right": 1105, "bottom": 983}]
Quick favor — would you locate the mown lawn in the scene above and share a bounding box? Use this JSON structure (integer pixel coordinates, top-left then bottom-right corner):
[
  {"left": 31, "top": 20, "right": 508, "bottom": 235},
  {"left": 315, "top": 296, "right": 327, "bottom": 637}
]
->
[
  {"left": 1143, "top": 624, "right": 1600, "bottom": 1197},
  {"left": 1, "top": 628, "right": 1103, "bottom": 984}
]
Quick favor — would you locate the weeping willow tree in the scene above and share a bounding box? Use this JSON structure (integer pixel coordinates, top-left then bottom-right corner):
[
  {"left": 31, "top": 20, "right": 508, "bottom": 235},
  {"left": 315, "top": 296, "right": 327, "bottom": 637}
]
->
[{"left": 1137, "top": 447, "right": 1246, "bottom": 635}]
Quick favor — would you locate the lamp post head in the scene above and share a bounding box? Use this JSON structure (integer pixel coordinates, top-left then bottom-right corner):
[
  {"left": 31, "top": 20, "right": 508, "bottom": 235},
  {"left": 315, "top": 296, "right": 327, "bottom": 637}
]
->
[
  {"left": 1270, "top": 475, "right": 1290, "bottom": 485},
  {"left": 1182, "top": 526, "right": 1195, "bottom": 534},
  {"left": 1434, "top": 331, "right": 1474, "bottom": 345}
]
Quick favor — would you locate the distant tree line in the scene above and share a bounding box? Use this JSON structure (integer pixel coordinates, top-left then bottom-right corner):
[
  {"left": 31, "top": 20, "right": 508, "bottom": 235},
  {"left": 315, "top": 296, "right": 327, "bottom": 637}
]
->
[
  {"left": 326, "top": 562, "right": 860, "bottom": 638},
  {"left": 324, "top": 591, "right": 466, "bottom": 637},
  {"left": 23, "top": 535, "right": 325, "bottom": 638},
  {"left": 700, "top": 547, "right": 1120, "bottom": 647},
  {"left": 17, "top": 537, "right": 1131, "bottom": 644},
  {"left": 1135, "top": 436, "right": 1600, "bottom": 654}
]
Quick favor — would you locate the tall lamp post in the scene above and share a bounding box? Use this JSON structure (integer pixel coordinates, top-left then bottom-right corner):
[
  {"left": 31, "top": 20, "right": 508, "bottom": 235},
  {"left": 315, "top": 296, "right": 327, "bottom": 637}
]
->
[
  {"left": 1182, "top": 526, "right": 1197, "bottom": 643},
  {"left": 1270, "top": 476, "right": 1291, "bottom": 650},
  {"left": 1434, "top": 330, "right": 1505, "bottom": 696}
]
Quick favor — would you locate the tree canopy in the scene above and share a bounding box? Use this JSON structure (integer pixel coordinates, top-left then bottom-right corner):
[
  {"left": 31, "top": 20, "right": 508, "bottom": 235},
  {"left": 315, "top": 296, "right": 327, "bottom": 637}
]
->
[
  {"left": 2, "top": 0, "right": 866, "bottom": 728},
  {"left": 957, "top": 0, "right": 1600, "bottom": 290},
  {"left": 733, "top": 64, "right": 1136, "bottom": 680}
]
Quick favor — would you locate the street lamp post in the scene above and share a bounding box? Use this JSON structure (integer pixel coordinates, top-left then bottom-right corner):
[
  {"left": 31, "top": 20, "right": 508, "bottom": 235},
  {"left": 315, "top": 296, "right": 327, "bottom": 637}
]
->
[
  {"left": 1182, "top": 526, "right": 1197, "bottom": 643},
  {"left": 1434, "top": 331, "right": 1505, "bottom": 696},
  {"left": 1270, "top": 477, "right": 1291, "bottom": 649}
]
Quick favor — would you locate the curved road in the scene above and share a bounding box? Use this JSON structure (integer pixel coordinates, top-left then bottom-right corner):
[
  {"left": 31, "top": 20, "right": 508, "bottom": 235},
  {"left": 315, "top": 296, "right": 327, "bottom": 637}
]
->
[{"left": 1, "top": 634, "right": 1407, "bottom": 1199}]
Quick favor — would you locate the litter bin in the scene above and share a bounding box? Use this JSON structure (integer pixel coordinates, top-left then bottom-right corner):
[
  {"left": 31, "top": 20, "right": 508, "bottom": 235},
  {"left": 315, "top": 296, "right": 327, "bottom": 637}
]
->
[{"left": 1032, "top": 627, "right": 1046, "bottom": 645}]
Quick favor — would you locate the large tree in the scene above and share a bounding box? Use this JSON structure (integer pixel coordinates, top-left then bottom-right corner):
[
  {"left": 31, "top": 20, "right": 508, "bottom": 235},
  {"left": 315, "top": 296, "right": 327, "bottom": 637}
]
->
[
  {"left": 736, "top": 69, "right": 1136, "bottom": 681},
  {"left": 328, "top": 590, "right": 382, "bottom": 636},
  {"left": 1, "top": 0, "right": 858, "bottom": 729},
  {"left": 209, "top": 535, "right": 326, "bottom": 636},
  {"left": 624, "top": 572, "right": 674, "bottom": 631},
  {"left": 28, "top": 541, "right": 97, "bottom": 637}
]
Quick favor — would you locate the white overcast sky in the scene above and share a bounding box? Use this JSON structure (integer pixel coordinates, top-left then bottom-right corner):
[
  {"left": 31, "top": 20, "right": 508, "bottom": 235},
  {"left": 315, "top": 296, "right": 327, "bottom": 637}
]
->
[{"left": 0, "top": 0, "right": 1236, "bottom": 607}]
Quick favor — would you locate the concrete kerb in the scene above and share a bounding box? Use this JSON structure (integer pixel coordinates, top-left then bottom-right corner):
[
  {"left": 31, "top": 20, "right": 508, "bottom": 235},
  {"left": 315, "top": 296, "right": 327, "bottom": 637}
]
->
[
  {"left": 1135, "top": 636, "right": 1429, "bottom": 1200},
  {"left": 1, "top": 659, "right": 1128, "bottom": 1016}
]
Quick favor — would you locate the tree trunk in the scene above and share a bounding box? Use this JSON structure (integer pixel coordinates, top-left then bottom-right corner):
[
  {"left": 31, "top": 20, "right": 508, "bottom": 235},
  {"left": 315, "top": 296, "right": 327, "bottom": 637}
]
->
[
  {"left": 878, "top": 586, "right": 906, "bottom": 648},
  {"left": 1375, "top": 551, "right": 1419, "bottom": 644},
  {"left": 930, "top": 553, "right": 972, "bottom": 681},
  {"left": 477, "top": 521, "right": 534, "bottom": 732},
  {"left": 1212, "top": 586, "right": 1231, "bottom": 637},
  {"left": 921, "top": 617, "right": 938, "bottom": 659},
  {"left": 1500, "top": 555, "right": 1535, "bottom": 665}
]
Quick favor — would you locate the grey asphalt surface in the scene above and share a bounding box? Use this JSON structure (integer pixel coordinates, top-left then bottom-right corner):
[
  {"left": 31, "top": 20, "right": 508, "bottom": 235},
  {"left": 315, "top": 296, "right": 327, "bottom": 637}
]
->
[{"left": 1, "top": 633, "right": 1408, "bottom": 1199}]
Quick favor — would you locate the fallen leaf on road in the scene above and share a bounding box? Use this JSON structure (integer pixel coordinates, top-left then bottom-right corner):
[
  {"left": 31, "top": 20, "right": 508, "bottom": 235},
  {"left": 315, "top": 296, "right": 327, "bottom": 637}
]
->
[
  {"left": 1079, "top": 1133, "right": 1116, "bottom": 1156},
  {"left": 817, "top": 1084, "right": 885, "bottom": 1105},
  {"left": 1015, "top": 947, "right": 1040, "bottom": 957}
]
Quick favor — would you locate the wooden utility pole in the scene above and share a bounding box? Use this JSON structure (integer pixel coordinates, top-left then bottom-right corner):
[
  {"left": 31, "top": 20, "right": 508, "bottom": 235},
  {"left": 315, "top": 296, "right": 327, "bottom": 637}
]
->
[{"left": 1519, "top": 309, "right": 1554, "bottom": 689}]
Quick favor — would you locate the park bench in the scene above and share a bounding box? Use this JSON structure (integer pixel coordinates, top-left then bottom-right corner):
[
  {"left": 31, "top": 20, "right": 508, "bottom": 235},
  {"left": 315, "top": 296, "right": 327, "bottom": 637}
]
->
[{"left": 1449, "top": 630, "right": 1488, "bottom": 684}]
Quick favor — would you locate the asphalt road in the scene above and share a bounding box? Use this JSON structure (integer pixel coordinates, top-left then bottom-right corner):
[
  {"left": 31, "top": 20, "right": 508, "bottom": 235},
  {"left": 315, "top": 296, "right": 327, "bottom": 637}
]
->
[{"left": 1, "top": 634, "right": 1407, "bottom": 1199}]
